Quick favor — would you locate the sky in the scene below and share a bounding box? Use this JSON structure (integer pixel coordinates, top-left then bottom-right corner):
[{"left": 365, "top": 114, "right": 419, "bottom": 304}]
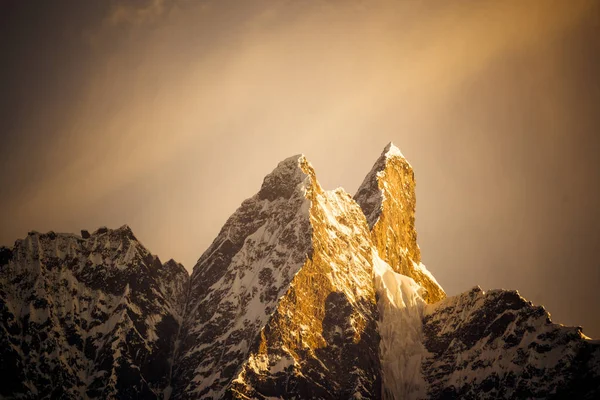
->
[{"left": 1, "top": 0, "right": 599, "bottom": 337}]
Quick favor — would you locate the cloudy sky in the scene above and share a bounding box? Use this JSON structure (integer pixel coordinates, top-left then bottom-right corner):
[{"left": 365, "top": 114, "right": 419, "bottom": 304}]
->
[{"left": 1, "top": 0, "right": 599, "bottom": 337}]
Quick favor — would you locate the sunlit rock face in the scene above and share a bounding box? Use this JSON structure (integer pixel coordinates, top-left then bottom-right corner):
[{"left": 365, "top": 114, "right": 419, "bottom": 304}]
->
[
  {"left": 230, "top": 180, "right": 381, "bottom": 399},
  {"left": 0, "top": 226, "right": 188, "bottom": 399},
  {"left": 354, "top": 143, "right": 445, "bottom": 304},
  {"left": 173, "top": 156, "right": 381, "bottom": 399},
  {"left": 1, "top": 143, "right": 599, "bottom": 400}
]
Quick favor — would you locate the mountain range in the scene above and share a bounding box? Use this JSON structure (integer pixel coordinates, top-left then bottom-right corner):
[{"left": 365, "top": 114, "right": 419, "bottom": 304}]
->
[{"left": 1, "top": 143, "right": 598, "bottom": 399}]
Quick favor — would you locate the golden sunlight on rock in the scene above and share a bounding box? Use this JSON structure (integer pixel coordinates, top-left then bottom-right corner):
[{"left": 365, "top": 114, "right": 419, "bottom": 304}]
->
[{"left": 355, "top": 143, "right": 446, "bottom": 303}]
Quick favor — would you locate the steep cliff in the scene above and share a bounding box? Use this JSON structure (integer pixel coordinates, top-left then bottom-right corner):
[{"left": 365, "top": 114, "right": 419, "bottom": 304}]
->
[
  {"left": 354, "top": 143, "right": 445, "bottom": 304},
  {"left": 1, "top": 143, "right": 598, "bottom": 400}
]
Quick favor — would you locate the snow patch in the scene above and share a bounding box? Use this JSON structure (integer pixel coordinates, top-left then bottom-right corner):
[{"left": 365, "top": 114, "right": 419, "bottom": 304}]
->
[{"left": 383, "top": 142, "right": 406, "bottom": 160}]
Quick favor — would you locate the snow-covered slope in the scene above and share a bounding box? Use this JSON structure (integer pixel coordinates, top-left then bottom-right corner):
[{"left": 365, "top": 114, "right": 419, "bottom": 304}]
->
[
  {"left": 229, "top": 187, "right": 381, "bottom": 399},
  {"left": 1, "top": 143, "right": 598, "bottom": 399},
  {"left": 173, "top": 155, "right": 381, "bottom": 399},
  {"left": 421, "top": 287, "right": 600, "bottom": 399},
  {"left": 0, "top": 226, "right": 188, "bottom": 399}
]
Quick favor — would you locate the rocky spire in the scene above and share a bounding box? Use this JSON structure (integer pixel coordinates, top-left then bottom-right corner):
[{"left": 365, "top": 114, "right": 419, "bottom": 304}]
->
[{"left": 354, "top": 142, "right": 445, "bottom": 304}]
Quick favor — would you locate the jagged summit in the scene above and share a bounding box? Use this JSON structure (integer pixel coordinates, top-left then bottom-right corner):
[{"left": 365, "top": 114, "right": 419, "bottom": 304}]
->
[
  {"left": 421, "top": 287, "right": 600, "bottom": 399},
  {"left": 354, "top": 143, "right": 412, "bottom": 229},
  {"left": 257, "top": 154, "right": 320, "bottom": 201},
  {"left": 173, "top": 153, "right": 380, "bottom": 399},
  {"left": 0, "top": 224, "right": 188, "bottom": 399},
  {"left": 383, "top": 141, "right": 407, "bottom": 160},
  {"left": 274, "top": 153, "right": 305, "bottom": 165},
  {"left": 22, "top": 225, "right": 139, "bottom": 244},
  {"left": 6, "top": 224, "right": 187, "bottom": 287},
  {"left": 354, "top": 144, "right": 445, "bottom": 304},
  {"left": 1, "top": 143, "right": 599, "bottom": 400},
  {"left": 175, "top": 155, "right": 318, "bottom": 398},
  {"left": 163, "top": 258, "right": 184, "bottom": 268},
  {"left": 86, "top": 225, "right": 137, "bottom": 243}
]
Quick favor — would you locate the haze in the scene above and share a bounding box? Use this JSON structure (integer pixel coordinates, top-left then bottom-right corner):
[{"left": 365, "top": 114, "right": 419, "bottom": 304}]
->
[{"left": 1, "top": 1, "right": 599, "bottom": 337}]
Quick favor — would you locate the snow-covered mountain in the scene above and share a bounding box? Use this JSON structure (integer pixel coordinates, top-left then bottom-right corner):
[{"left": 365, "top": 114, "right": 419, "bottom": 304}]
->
[
  {"left": 1, "top": 143, "right": 598, "bottom": 399},
  {"left": 0, "top": 226, "right": 188, "bottom": 399},
  {"left": 421, "top": 287, "right": 600, "bottom": 399}
]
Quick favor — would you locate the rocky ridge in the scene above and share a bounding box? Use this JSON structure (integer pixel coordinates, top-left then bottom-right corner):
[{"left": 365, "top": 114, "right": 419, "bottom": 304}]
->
[
  {"left": 1, "top": 143, "right": 598, "bottom": 399},
  {"left": 173, "top": 155, "right": 381, "bottom": 399},
  {"left": 421, "top": 287, "right": 600, "bottom": 399},
  {"left": 0, "top": 226, "right": 188, "bottom": 399}
]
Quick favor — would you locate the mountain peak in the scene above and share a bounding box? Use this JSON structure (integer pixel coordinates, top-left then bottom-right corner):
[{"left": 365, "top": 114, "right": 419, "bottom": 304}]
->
[
  {"left": 162, "top": 258, "right": 188, "bottom": 276},
  {"left": 353, "top": 144, "right": 413, "bottom": 229},
  {"left": 280, "top": 153, "right": 305, "bottom": 163},
  {"left": 163, "top": 258, "right": 179, "bottom": 266},
  {"left": 176, "top": 153, "right": 379, "bottom": 398},
  {"left": 257, "top": 154, "right": 320, "bottom": 201},
  {"left": 2, "top": 142, "right": 598, "bottom": 400},
  {"left": 383, "top": 141, "right": 406, "bottom": 160},
  {"left": 116, "top": 224, "right": 137, "bottom": 240},
  {"left": 88, "top": 224, "right": 138, "bottom": 242},
  {"left": 355, "top": 144, "right": 445, "bottom": 303}
]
